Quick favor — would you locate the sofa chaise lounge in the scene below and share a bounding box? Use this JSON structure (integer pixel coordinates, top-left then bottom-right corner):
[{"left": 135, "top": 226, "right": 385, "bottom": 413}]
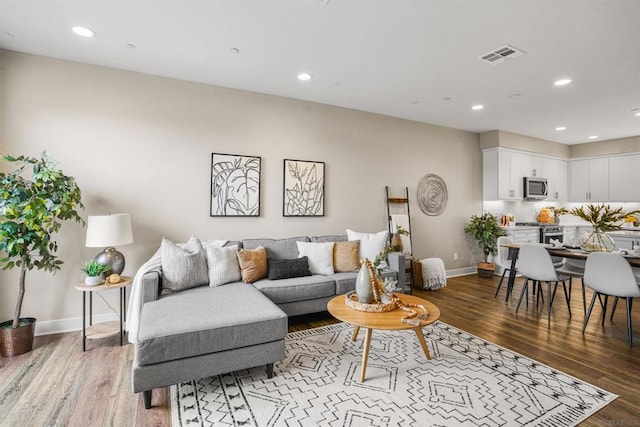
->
[{"left": 132, "top": 234, "right": 404, "bottom": 408}]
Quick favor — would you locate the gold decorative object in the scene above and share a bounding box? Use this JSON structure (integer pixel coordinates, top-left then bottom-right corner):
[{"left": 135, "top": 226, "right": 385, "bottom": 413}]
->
[
  {"left": 348, "top": 259, "right": 431, "bottom": 325},
  {"left": 107, "top": 273, "right": 121, "bottom": 284},
  {"left": 345, "top": 291, "right": 398, "bottom": 312}
]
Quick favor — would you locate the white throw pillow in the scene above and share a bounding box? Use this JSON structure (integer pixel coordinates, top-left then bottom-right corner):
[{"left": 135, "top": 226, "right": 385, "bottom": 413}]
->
[
  {"left": 205, "top": 245, "right": 241, "bottom": 287},
  {"left": 161, "top": 235, "right": 209, "bottom": 293},
  {"left": 296, "top": 241, "right": 335, "bottom": 275},
  {"left": 346, "top": 229, "right": 389, "bottom": 268}
]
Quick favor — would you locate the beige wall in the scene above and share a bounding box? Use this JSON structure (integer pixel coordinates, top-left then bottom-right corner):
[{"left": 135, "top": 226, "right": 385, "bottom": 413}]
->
[
  {"left": 479, "top": 130, "right": 570, "bottom": 158},
  {"left": 570, "top": 135, "right": 640, "bottom": 158},
  {"left": 481, "top": 130, "right": 640, "bottom": 160},
  {"left": 0, "top": 50, "right": 481, "bottom": 327}
]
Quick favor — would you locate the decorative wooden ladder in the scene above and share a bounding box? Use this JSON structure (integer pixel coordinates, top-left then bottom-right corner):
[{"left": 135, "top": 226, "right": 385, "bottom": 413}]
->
[{"left": 385, "top": 186, "right": 414, "bottom": 293}]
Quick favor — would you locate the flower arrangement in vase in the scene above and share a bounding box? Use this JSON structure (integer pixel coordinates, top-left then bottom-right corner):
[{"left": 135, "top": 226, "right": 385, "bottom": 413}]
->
[{"left": 570, "top": 203, "right": 640, "bottom": 252}]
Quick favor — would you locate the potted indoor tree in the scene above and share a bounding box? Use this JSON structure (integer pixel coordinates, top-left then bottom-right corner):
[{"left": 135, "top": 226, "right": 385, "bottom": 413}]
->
[
  {"left": 0, "top": 152, "right": 84, "bottom": 356},
  {"left": 464, "top": 213, "right": 507, "bottom": 278}
]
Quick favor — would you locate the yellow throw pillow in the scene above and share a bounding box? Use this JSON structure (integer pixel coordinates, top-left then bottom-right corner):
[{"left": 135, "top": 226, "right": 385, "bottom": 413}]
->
[
  {"left": 333, "top": 240, "right": 360, "bottom": 273},
  {"left": 237, "top": 246, "right": 268, "bottom": 283}
]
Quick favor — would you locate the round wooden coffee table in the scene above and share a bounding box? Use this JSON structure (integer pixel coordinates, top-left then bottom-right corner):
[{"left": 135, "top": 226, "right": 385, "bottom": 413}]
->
[{"left": 327, "top": 293, "right": 440, "bottom": 382}]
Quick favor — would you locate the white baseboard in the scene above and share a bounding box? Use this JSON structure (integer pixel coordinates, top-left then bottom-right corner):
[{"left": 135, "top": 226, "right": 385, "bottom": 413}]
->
[
  {"left": 446, "top": 267, "right": 477, "bottom": 277},
  {"left": 34, "top": 313, "right": 119, "bottom": 336}
]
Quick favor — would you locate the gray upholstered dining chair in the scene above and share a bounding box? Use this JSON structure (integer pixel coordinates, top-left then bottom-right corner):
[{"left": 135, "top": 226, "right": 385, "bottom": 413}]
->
[
  {"left": 494, "top": 236, "right": 514, "bottom": 299},
  {"left": 554, "top": 258, "right": 586, "bottom": 314},
  {"left": 583, "top": 252, "right": 640, "bottom": 347},
  {"left": 515, "top": 244, "right": 571, "bottom": 323}
]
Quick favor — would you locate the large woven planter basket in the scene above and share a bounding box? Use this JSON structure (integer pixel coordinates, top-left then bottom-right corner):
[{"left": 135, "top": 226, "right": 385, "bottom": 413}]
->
[{"left": 0, "top": 318, "right": 36, "bottom": 357}]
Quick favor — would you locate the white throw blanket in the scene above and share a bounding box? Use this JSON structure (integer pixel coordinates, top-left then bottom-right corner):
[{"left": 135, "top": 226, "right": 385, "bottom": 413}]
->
[
  {"left": 419, "top": 257, "right": 447, "bottom": 290},
  {"left": 390, "top": 214, "right": 412, "bottom": 255},
  {"left": 126, "top": 239, "right": 228, "bottom": 344}
]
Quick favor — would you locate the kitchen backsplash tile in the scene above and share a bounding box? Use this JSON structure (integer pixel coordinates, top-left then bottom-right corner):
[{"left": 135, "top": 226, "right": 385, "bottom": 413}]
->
[{"left": 483, "top": 201, "right": 640, "bottom": 225}]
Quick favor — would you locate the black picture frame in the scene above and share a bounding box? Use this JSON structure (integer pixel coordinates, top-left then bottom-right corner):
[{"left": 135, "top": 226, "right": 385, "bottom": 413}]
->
[
  {"left": 210, "top": 153, "right": 261, "bottom": 217},
  {"left": 283, "top": 159, "right": 325, "bottom": 217}
]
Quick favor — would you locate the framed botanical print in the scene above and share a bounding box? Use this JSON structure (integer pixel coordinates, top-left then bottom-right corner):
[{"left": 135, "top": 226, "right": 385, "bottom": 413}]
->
[
  {"left": 210, "top": 153, "right": 261, "bottom": 217},
  {"left": 283, "top": 159, "right": 325, "bottom": 217}
]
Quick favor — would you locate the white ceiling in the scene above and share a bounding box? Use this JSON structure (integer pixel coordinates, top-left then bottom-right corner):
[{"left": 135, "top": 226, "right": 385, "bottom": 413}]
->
[{"left": 1, "top": 0, "right": 639, "bottom": 145}]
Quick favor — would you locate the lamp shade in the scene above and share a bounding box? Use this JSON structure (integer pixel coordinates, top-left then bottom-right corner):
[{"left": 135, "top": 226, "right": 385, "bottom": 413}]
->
[{"left": 85, "top": 213, "right": 134, "bottom": 247}]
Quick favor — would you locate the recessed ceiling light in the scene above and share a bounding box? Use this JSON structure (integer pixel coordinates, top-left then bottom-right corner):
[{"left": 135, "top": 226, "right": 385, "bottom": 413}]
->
[
  {"left": 126, "top": 43, "right": 136, "bottom": 49},
  {"left": 554, "top": 78, "right": 572, "bottom": 86},
  {"left": 632, "top": 109, "right": 640, "bottom": 117},
  {"left": 588, "top": 135, "right": 598, "bottom": 140},
  {"left": 442, "top": 97, "right": 451, "bottom": 101},
  {"left": 297, "top": 73, "right": 313, "bottom": 81},
  {"left": 72, "top": 26, "right": 95, "bottom": 38},
  {"left": 410, "top": 100, "right": 420, "bottom": 105},
  {"left": 471, "top": 104, "right": 484, "bottom": 110},
  {"left": 229, "top": 48, "right": 240, "bottom": 54},
  {"left": 555, "top": 126, "right": 566, "bottom": 131}
]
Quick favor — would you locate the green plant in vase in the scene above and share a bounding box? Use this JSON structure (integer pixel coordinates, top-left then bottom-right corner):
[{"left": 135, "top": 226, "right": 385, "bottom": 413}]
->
[
  {"left": 390, "top": 225, "right": 409, "bottom": 252},
  {"left": 81, "top": 260, "right": 111, "bottom": 285},
  {"left": 548, "top": 206, "right": 569, "bottom": 224},
  {"left": 464, "top": 213, "right": 507, "bottom": 278},
  {"left": 0, "top": 152, "right": 84, "bottom": 356},
  {"left": 570, "top": 204, "right": 640, "bottom": 252}
]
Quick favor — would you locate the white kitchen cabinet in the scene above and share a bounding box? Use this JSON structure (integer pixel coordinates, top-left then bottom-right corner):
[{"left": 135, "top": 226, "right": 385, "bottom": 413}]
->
[
  {"left": 563, "top": 226, "right": 577, "bottom": 246},
  {"left": 608, "top": 233, "right": 640, "bottom": 251},
  {"left": 483, "top": 148, "right": 564, "bottom": 201},
  {"left": 522, "top": 154, "right": 543, "bottom": 178},
  {"left": 483, "top": 149, "right": 519, "bottom": 200},
  {"left": 608, "top": 155, "right": 640, "bottom": 202},
  {"left": 569, "top": 158, "right": 609, "bottom": 202},
  {"left": 504, "top": 227, "right": 540, "bottom": 244},
  {"left": 507, "top": 151, "right": 526, "bottom": 200},
  {"left": 543, "top": 158, "right": 568, "bottom": 202}
]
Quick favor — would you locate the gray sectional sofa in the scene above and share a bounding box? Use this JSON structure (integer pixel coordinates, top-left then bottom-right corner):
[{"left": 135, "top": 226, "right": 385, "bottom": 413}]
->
[{"left": 132, "top": 234, "right": 404, "bottom": 408}]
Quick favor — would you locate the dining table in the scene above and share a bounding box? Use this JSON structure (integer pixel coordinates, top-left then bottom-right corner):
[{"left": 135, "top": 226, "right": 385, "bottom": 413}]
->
[{"left": 500, "top": 243, "right": 640, "bottom": 301}]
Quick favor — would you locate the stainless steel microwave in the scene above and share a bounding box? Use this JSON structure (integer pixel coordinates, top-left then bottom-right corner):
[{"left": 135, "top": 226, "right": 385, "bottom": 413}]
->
[{"left": 523, "top": 177, "right": 548, "bottom": 200}]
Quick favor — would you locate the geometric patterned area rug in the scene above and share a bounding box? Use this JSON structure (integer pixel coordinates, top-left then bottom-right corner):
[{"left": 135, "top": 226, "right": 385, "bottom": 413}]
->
[{"left": 170, "top": 321, "right": 616, "bottom": 426}]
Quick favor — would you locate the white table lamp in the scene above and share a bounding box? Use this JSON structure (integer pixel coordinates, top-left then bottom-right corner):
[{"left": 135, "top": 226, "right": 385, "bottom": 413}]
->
[{"left": 85, "top": 213, "right": 134, "bottom": 275}]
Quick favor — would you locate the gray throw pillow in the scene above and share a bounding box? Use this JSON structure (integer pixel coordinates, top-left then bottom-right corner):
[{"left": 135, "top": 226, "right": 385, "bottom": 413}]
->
[
  {"left": 161, "top": 236, "right": 209, "bottom": 293},
  {"left": 267, "top": 257, "right": 312, "bottom": 280}
]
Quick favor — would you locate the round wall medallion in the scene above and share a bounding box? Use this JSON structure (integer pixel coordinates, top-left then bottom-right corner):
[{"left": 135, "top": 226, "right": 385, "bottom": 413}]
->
[{"left": 417, "top": 174, "right": 448, "bottom": 216}]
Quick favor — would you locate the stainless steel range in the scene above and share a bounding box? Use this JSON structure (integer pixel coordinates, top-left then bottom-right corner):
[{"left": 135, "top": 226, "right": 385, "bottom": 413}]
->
[{"left": 516, "top": 222, "right": 564, "bottom": 245}]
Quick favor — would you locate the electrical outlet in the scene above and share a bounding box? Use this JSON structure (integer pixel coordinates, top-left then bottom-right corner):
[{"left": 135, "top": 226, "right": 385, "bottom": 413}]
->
[{"left": 453, "top": 252, "right": 458, "bottom": 261}]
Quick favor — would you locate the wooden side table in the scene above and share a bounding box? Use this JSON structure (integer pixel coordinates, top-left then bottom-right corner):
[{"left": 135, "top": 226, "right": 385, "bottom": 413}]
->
[{"left": 75, "top": 276, "right": 132, "bottom": 351}]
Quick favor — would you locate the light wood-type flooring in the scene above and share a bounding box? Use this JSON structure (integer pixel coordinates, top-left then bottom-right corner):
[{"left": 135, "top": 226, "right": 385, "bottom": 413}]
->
[{"left": 1, "top": 273, "right": 639, "bottom": 426}]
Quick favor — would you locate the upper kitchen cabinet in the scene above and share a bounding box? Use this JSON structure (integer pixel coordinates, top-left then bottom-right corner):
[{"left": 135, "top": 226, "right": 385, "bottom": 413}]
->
[
  {"left": 542, "top": 157, "right": 568, "bottom": 202},
  {"left": 483, "top": 148, "right": 566, "bottom": 201},
  {"left": 569, "top": 158, "right": 609, "bottom": 202},
  {"left": 608, "top": 155, "right": 640, "bottom": 202},
  {"left": 483, "top": 149, "right": 519, "bottom": 200}
]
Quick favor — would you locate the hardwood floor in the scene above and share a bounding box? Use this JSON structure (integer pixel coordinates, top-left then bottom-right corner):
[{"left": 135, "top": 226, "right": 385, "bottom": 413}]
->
[{"left": 1, "top": 274, "right": 638, "bottom": 426}]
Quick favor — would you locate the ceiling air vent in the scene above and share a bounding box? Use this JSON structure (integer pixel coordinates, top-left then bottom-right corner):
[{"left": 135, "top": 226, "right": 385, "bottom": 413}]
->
[{"left": 479, "top": 45, "right": 526, "bottom": 65}]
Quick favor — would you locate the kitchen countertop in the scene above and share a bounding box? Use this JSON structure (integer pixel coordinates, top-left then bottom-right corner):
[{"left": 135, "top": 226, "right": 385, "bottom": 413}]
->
[
  {"left": 500, "top": 225, "right": 540, "bottom": 230},
  {"left": 607, "top": 229, "right": 640, "bottom": 236}
]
